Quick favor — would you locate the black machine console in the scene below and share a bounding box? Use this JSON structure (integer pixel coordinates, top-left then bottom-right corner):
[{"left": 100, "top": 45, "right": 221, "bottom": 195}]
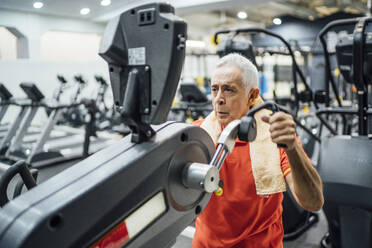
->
[
  {"left": 19, "top": 82, "right": 45, "bottom": 102},
  {"left": 99, "top": 2, "right": 186, "bottom": 143},
  {"left": 336, "top": 32, "right": 372, "bottom": 85},
  {"left": 180, "top": 83, "right": 209, "bottom": 103},
  {"left": 0, "top": 83, "right": 13, "bottom": 101},
  {"left": 217, "top": 38, "right": 257, "bottom": 66}
]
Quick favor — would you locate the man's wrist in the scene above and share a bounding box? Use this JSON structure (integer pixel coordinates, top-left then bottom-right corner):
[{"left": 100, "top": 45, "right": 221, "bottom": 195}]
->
[{"left": 284, "top": 140, "right": 298, "bottom": 153}]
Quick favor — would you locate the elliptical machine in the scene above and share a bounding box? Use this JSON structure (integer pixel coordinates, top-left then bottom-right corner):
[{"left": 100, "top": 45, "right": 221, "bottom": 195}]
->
[{"left": 316, "top": 17, "right": 372, "bottom": 248}]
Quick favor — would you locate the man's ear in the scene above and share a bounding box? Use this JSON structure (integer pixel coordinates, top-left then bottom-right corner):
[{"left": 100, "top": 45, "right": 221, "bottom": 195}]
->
[{"left": 247, "top": 88, "right": 260, "bottom": 105}]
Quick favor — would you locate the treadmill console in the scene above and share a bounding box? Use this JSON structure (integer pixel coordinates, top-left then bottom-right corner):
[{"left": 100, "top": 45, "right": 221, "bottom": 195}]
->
[
  {"left": 56, "top": 75, "right": 67, "bottom": 85},
  {"left": 19, "top": 82, "right": 45, "bottom": 102},
  {"left": 0, "top": 83, "right": 13, "bottom": 101}
]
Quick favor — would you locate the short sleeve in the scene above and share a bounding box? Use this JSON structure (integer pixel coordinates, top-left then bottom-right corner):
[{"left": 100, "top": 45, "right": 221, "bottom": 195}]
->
[
  {"left": 280, "top": 148, "right": 291, "bottom": 177},
  {"left": 192, "top": 119, "right": 204, "bottom": 127},
  {"left": 279, "top": 136, "right": 311, "bottom": 178}
]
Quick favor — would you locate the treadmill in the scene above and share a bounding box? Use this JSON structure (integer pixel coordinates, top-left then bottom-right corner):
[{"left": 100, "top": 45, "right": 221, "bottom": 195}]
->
[
  {"left": 0, "top": 81, "right": 70, "bottom": 142},
  {"left": 0, "top": 83, "right": 13, "bottom": 129},
  {"left": 4, "top": 82, "right": 115, "bottom": 167}
]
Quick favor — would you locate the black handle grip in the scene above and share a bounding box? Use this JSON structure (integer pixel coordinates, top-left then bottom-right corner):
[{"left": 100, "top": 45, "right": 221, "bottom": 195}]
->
[
  {"left": 277, "top": 144, "right": 288, "bottom": 148},
  {"left": 246, "top": 101, "right": 287, "bottom": 148},
  {"left": 0, "top": 161, "right": 37, "bottom": 207}
]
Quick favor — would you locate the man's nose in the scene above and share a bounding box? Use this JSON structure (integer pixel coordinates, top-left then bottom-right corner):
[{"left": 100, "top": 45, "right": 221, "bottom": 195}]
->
[{"left": 215, "top": 90, "right": 225, "bottom": 105}]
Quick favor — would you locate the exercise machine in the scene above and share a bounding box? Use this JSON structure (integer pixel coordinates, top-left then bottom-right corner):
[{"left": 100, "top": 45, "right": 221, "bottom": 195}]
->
[
  {"left": 0, "top": 83, "right": 13, "bottom": 126},
  {"left": 3, "top": 82, "right": 112, "bottom": 167},
  {"left": 0, "top": 83, "right": 43, "bottom": 156},
  {"left": 170, "top": 82, "right": 212, "bottom": 122},
  {"left": 316, "top": 17, "right": 372, "bottom": 248}
]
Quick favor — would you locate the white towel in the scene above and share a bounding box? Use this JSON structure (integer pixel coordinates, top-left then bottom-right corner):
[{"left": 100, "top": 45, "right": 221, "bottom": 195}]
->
[{"left": 200, "top": 96, "right": 286, "bottom": 195}]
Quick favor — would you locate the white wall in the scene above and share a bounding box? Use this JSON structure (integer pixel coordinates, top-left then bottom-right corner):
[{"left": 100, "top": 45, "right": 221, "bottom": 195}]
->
[
  {"left": 0, "top": 9, "right": 110, "bottom": 124},
  {"left": 0, "top": 60, "right": 111, "bottom": 124},
  {"left": 41, "top": 31, "right": 102, "bottom": 61},
  {"left": 0, "top": 9, "right": 105, "bottom": 60},
  {"left": 0, "top": 27, "right": 17, "bottom": 59}
]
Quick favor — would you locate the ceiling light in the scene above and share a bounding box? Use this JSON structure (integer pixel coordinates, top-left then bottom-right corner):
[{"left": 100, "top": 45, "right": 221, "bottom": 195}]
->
[
  {"left": 33, "top": 2, "right": 43, "bottom": 9},
  {"left": 101, "top": 0, "right": 111, "bottom": 6},
  {"left": 273, "top": 18, "right": 282, "bottom": 25},
  {"left": 80, "top": 8, "right": 90, "bottom": 15},
  {"left": 237, "top": 11, "right": 248, "bottom": 19}
]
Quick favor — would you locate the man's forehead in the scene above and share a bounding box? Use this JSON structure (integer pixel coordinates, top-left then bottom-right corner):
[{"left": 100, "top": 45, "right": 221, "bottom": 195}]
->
[
  {"left": 210, "top": 80, "right": 242, "bottom": 88},
  {"left": 211, "top": 74, "right": 243, "bottom": 87},
  {"left": 211, "top": 65, "right": 243, "bottom": 85}
]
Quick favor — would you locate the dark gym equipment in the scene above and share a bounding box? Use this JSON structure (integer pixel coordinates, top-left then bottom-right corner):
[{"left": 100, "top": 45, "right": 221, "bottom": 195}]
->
[
  {"left": 46, "top": 75, "right": 70, "bottom": 117},
  {"left": 180, "top": 82, "right": 208, "bottom": 103},
  {"left": 0, "top": 160, "right": 37, "bottom": 207},
  {"left": 0, "top": 83, "right": 13, "bottom": 127},
  {"left": 217, "top": 38, "right": 257, "bottom": 66},
  {"left": 0, "top": 83, "right": 13, "bottom": 102},
  {"left": 100, "top": 3, "right": 186, "bottom": 143},
  {"left": 61, "top": 75, "right": 88, "bottom": 127},
  {"left": 170, "top": 82, "right": 212, "bottom": 122},
  {"left": 317, "top": 17, "right": 372, "bottom": 248},
  {"left": 214, "top": 27, "right": 314, "bottom": 116},
  {"left": 54, "top": 75, "right": 68, "bottom": 102}
]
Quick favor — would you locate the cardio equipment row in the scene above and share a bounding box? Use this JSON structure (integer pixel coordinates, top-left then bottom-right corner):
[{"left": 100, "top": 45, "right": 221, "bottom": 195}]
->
[{"left": 0, "top": 74, "right": 127, "bottom": 206}]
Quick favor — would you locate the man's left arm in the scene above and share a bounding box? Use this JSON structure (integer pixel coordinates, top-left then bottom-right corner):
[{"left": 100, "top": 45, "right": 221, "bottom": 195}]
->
[{"left": 262, "top": 112, "right": 324, "bottom": 212}]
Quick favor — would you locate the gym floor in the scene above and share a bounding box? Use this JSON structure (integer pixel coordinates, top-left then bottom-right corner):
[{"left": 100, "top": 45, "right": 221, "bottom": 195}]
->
[{"left": 172, "top": 210, "right": 328, "bottom": 248}]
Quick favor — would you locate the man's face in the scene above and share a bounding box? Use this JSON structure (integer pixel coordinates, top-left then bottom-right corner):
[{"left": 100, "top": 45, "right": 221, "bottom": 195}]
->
[{"left": 211, "top": 65, "right": 251, "bottom": 126}]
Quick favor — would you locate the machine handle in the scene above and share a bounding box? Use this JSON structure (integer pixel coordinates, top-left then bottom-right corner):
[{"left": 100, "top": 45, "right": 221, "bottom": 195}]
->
[
  {"left": 246, "top": 101, "right": 287, "bottom": 148},
  {"left": 0, "top": 161, "right": 37, "bottom": 207}
]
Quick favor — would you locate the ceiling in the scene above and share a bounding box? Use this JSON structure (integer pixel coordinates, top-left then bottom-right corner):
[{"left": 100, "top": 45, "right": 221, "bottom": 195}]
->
[
  {"left": 0, "top": 0, "right": 272, "bottom": 22},
  {"left": 0, "top": 0, "right": 370, "bottom": 26}
]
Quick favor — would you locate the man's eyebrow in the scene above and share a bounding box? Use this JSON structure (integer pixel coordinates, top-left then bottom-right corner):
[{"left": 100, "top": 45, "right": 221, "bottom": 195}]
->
[{"left": 224, "top": 83, "right": 238, "bottom": 89}]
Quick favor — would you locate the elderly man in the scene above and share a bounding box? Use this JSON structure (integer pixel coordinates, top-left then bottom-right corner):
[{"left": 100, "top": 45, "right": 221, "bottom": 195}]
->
[{"left": 192, "top": 53, "right": 323, "bottom": 248}]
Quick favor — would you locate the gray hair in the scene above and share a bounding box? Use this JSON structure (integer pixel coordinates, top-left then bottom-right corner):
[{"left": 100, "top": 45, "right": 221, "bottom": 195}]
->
[{"left": 216, "top": 53, "right": 258, "bottom": 93}]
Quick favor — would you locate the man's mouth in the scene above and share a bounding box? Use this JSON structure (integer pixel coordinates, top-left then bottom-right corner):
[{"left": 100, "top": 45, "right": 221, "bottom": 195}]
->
[{"left": 217, "top": 111, "right": 228, "bottom": 115}]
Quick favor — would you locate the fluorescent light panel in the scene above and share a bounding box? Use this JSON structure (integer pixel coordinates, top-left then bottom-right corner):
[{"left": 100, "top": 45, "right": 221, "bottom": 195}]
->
[
  {"left": 273, "top": 18, "right": 282, "bottom": 25},
  {"left": 80, "top": 8, "right": 90, "bottom": 15},
  {"left": 33, "top": 2, "right": 43, "bottom": 9},
  {"left": 101, "top": 0, "right": 111, "bottom": 6},
  {"left": 237, "top": 11, "right": 247, "bottom": 19}
]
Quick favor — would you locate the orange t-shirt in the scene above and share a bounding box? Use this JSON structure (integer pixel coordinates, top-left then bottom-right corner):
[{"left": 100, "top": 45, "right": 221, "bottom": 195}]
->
[{"left": 192, "top": 119, "right": 292, "bottom": 248}]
